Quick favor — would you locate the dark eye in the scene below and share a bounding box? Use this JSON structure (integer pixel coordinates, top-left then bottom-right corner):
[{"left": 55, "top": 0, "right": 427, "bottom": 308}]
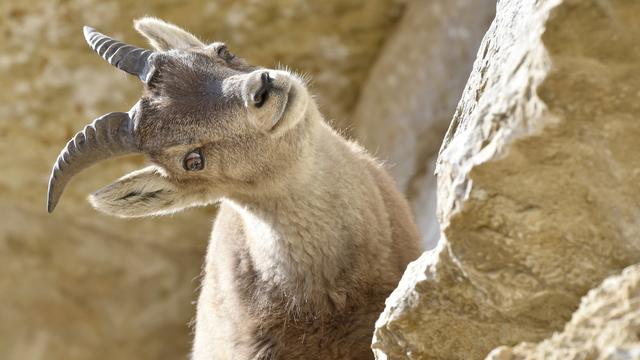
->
[
  {"left": 183, "top": 149, "right": 204, "bottom": 171},
  {"left": 217, "top": 45, "right": 235, "bottom": 61}
]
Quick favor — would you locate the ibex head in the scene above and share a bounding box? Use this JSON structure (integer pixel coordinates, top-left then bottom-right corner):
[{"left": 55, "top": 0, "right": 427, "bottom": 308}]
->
[{"left": 47, "top": 18, "right": 311, "bottom": 217}]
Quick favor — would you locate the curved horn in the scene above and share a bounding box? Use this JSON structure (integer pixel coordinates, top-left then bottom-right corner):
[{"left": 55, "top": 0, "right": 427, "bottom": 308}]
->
[
  {"left": 47, "top": 112, "right": 138, "bottom": 213},
  {"left": 83, "top": 26, "right": 155, "bottom": 82}
]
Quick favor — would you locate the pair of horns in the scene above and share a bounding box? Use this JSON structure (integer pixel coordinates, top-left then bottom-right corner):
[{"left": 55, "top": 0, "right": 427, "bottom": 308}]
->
[{"left": 47, "top": 27, "right": 154, "bottom": 213}]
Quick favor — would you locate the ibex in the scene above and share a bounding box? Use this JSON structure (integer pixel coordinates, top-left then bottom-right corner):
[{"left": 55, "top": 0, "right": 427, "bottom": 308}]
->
[{"left": 47, "top": 18, "right": 421, "bottom": 359}]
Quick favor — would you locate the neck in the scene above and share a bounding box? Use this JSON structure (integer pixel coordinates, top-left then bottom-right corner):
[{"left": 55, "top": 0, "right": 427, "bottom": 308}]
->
[{"left": 224, "top": 108, "right": 366, "bottom": 312}]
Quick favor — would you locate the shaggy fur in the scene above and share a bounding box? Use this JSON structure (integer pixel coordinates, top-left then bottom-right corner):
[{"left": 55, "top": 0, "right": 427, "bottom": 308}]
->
[{"left": 89, "top": 18, "right": 421, "bottom": 359}]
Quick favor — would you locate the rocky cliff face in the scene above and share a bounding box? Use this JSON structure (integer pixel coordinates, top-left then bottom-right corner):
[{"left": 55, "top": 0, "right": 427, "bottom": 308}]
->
[
  {"left": 487, "top": 264, "right": 640, "bottom": 360},
  {"left": 352, "top": 0, "right": 495, "bottom": 249},
  {"left": 0, "top": 1, "right": 403, "bottom": 359},
  {"left": 373, "top": 0, "right": 640, "bottom": 358}
]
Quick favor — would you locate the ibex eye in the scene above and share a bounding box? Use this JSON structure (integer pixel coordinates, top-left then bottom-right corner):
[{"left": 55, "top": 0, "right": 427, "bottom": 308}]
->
[
  {"left": 183, "top": 149, "right": 204, "bottom": 171},
  {"left": 217, "top": 45, "right": 235, "bottom": 61}
]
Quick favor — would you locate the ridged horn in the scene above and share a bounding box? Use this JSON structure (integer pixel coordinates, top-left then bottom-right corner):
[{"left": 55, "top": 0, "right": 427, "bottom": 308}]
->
[
  {"left": 47, "top": 112, "right": 138, "bottom": 213},
  {"left": 83, "top": 26, "right": 155, "bottom": 82}
]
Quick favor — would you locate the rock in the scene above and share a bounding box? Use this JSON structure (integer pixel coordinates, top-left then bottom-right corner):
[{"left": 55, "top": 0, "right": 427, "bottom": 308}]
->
[
  {"left": 0, "top": 1, "right": 401, "bottom": 359},
  {"left": 373, "top": 0, "right": 640, "bottom": 358},
  {"left": 352, "top": 0, "right": 495, "bottom": 249},
  {"left": 486, "top": 264, "right": 640, "bottom": 360}
]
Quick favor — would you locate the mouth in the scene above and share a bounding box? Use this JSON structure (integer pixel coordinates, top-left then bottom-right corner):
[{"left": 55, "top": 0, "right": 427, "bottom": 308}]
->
[
  {"left": 279, "top": 85, "right": 295, "bottom": 117},
  {"left": 269, "top": 82, "right": 296, "bottom": 130}
]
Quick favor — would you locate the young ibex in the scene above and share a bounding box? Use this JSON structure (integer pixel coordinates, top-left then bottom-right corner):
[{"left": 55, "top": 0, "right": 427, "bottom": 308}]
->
[{"left": 47, "top": 18, "right": 421, "bottom": 359}]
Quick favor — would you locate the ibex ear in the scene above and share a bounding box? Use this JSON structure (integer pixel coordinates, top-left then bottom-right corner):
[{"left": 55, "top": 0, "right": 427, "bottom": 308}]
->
[
  {"left": 134, "top": 17, "right": 205, "bottom": 51},
  {"left": 88, "top": 166, "right": 210, "bottom": 218}
]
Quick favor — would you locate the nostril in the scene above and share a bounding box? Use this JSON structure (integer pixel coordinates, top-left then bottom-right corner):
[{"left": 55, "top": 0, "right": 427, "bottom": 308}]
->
[
  {"left": 261, "top": 71, "right": 272, "bottom": 85},
  {"left": 253, "top": 72, "right": 272, "bottom": 108}
]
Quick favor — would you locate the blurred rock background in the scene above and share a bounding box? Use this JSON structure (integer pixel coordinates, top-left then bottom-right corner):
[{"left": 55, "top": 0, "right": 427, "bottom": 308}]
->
[{"left": 0, "top": 0, "right": 494, "bottom": 359}]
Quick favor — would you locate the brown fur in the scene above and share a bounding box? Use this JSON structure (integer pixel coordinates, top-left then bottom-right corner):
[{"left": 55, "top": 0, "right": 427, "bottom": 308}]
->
[{"left": 88, "top": 18, "right": 421, "bottom": 359}]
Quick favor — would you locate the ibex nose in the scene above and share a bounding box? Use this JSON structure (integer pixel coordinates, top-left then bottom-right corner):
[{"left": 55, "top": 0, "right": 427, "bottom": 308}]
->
[{"left": 252, "top": 72, "right": 273, "bottom": 108}]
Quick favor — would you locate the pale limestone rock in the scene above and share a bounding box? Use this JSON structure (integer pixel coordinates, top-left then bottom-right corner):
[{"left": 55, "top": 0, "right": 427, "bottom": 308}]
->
[
  {"left": 374, "top": 0, "right": 640, "bottom": 358},
  {"left": 0, "top": 1, "right": 401, "bottom": 359},
  {"left": 486, "top": 264, "right": 640, "bottom": 360},
  {"left": 352, "top": 0, "right": 495, "bottom": 249}
]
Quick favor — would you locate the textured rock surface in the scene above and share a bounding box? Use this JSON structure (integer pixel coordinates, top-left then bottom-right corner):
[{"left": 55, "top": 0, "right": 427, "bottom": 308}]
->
[
  {"left": 352, "top": 0, "right": 495, "bottom": 249},
  {"left": 374, "top": 0, "right": 640, "bottom": 358},
  {"left": 487, "top": 264, "right": 640, "bottom": 360},
  {"left": 0, "top": 1, "right": 402, "bottom": 359}
]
